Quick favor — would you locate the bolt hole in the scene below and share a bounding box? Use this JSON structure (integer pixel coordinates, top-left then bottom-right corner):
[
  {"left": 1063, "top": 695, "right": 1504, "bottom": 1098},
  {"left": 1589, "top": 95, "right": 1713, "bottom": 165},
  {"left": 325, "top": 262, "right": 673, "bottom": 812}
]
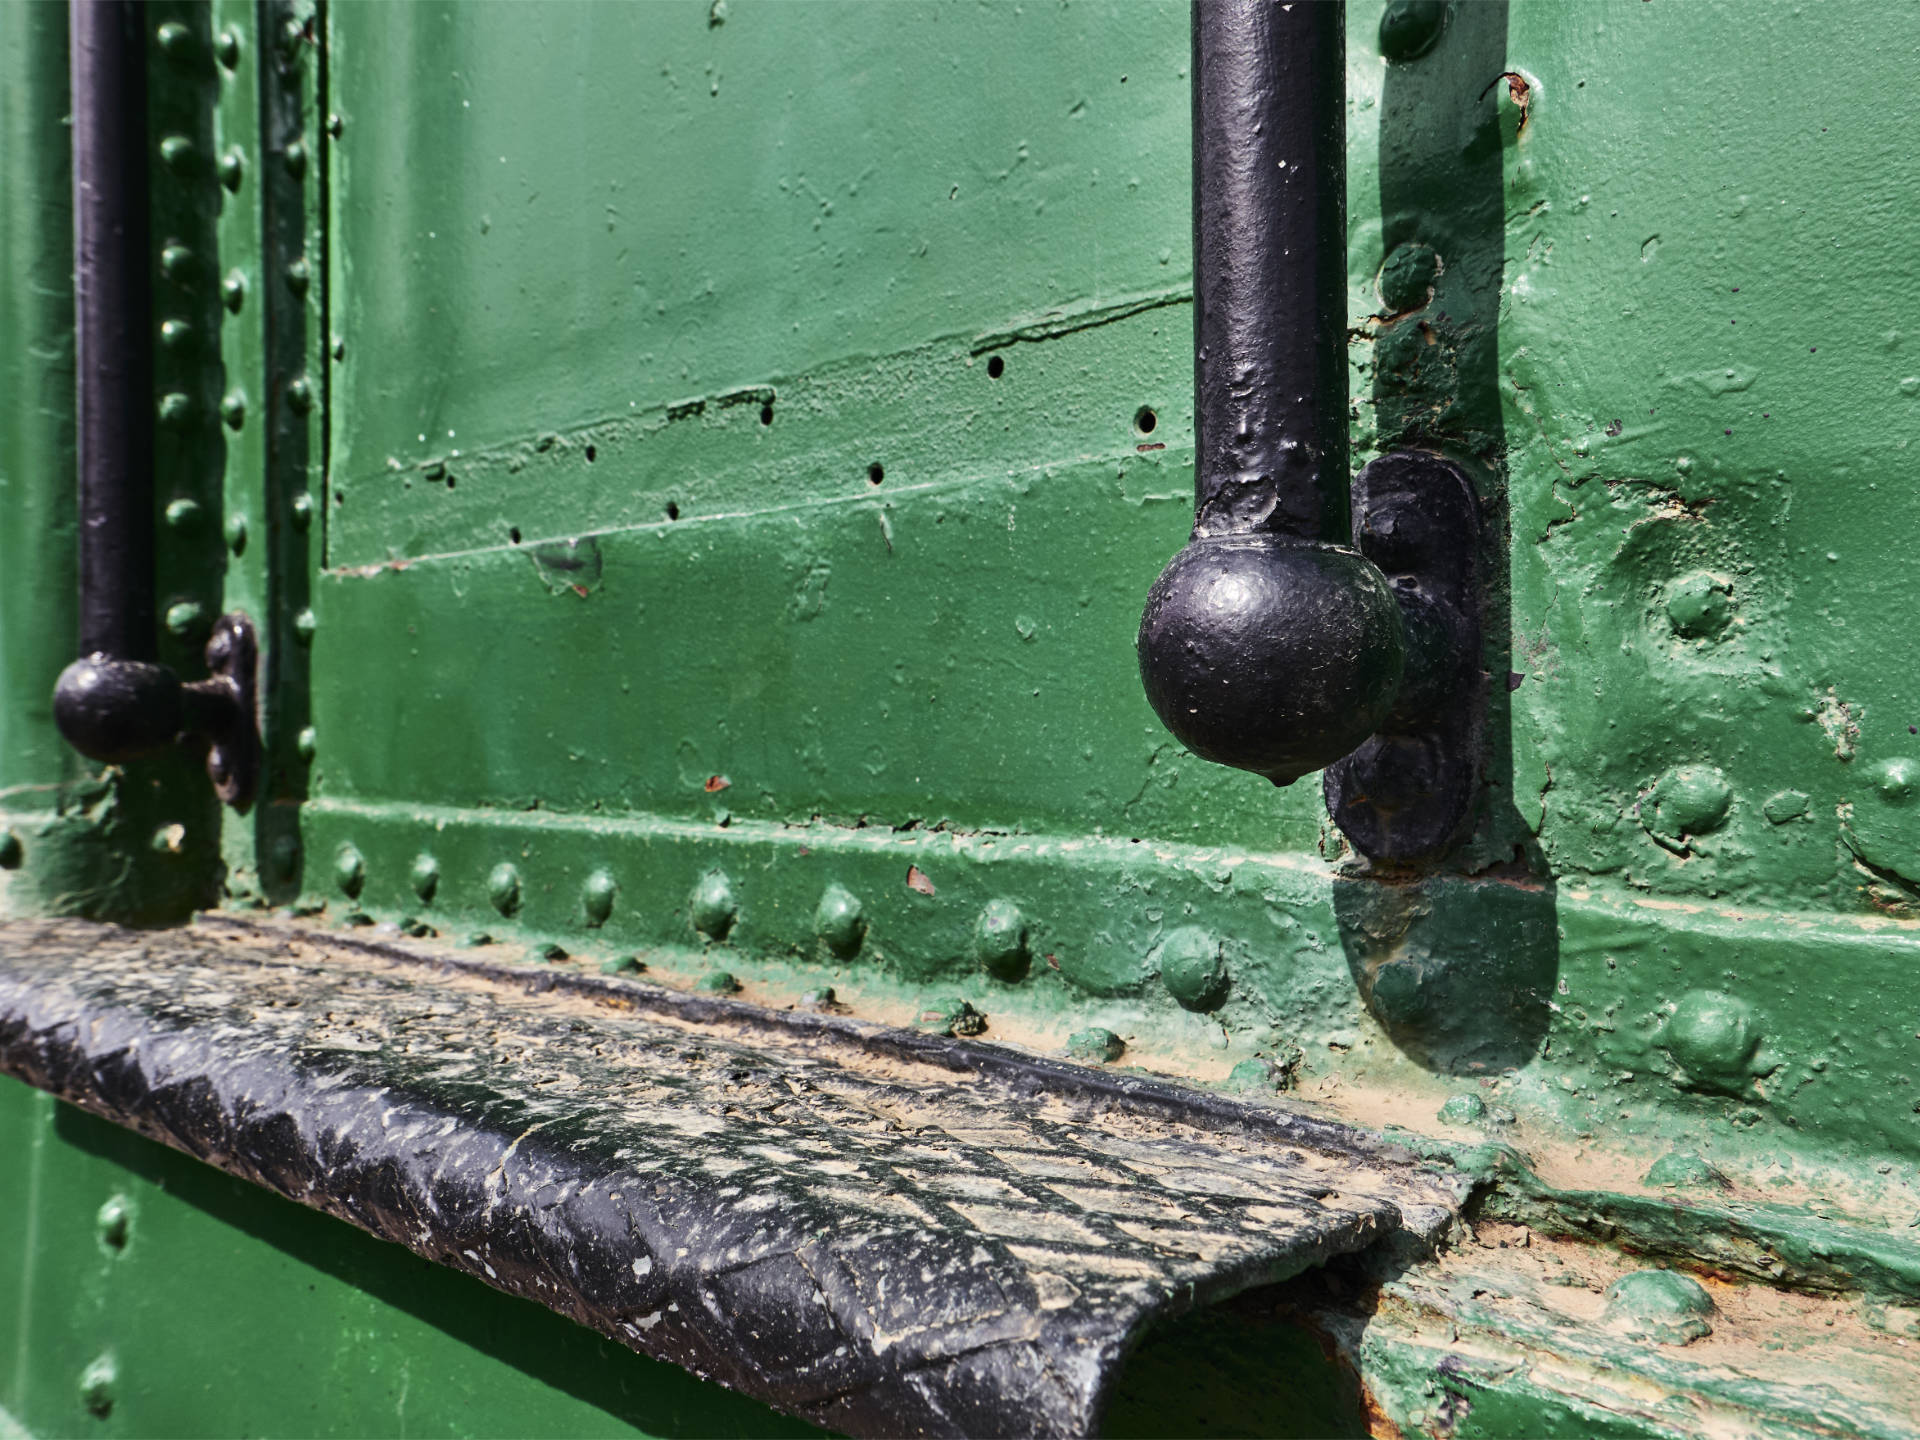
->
[
  {"left": 867, "top": 463, "right": 885, "bottom": 486},
  {"left": 1134, "top": 406, "right": 1158, "bottom": 436},
  {"left": 759, "top": 402, "right": 774, "bottom": 426},
  {"left": 665, "top": 501, "right": 680, "bottom": 521},
  {"left": 445, "top": 475, "right": 455, "bottom": 489},
  {"left": 986, "top": 354, "right": 1005, "bottom": 379},
  {"left": 509, "top": 526, "right": 521, "bottom": 544},
  {"left": 584, "top": 444, "right": 596, "bottom": 463}
]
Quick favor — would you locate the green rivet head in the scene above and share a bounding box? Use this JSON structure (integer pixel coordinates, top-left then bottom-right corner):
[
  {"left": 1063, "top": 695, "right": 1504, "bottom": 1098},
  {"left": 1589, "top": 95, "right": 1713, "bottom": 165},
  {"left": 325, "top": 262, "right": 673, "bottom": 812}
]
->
[
  {"left": 218, "top": 147, "right": 245, "bottom": 191},
  {"left": 268, "top": 832, "right": 300, "bottom": 881},
  {"left": 163, "top": 497, "right": 202, "bottom": 531},
  {"left": 283, "top": 141, "right": 308, "bottom": 178},
  {"left": 1158, "top": 926, "right": 1228, "bottom": 1011},
  {"left": 333, "top": 844, "right": 365, "bottom": 898},
  {"left": 215, "top": 28, "right": 242, "bottom": 69},
  {"left": 1377, "top": 242, "right": 1441, "bottom": 314},
  {"left": 224, "top": 512, "right": 248, "bottom": 554},
  {"left": 582, "top": 868, "right": 618, "bottom": 925},
  {"left": 220, "top": 389, "right": 247, "bottom": 430},
  {"left": 157, "top": 392, "right": 191, "bottom": 425},
  {"left": 800, "top": 986, "right": 837, "bottom": 1010},
  {"left": 295, "top": 726, "right": 318, "bottom": 762},
  {"left": 160, "top": 244, "right": 195, "bottom": 281},
  {"left": 158, "top": 135, "right": 195, "bottom": 171},
  {"left": 79, "top": 1354, "right": 116, "bottom": 1419},
  {"left": 533, "top": 942, "right": 568, "bottom": 963},
  {"left": 155, "top": 21, "right": 191, "bottom": 56},
  {"left": 292, "top": 608, "right": 317, "bottom": 645},
  {"left": 151, "top": 823, "right": 185, "bottom": 855},
  {"left": 1665, "top": 572, "right": 1734, "bottom": 640},
  {"left": 1662, "top": 989, "right": 1764, "bottom": 1095},
  {"left": 1226, "top": 1057, "right": 1279, "bottom": 1093},
  {"left": 974, "top": 898, "right": 1029, "bottom": 980},
  {"left": 457, "top": 932, "right": 493, "bottom": 949},
  {"left": 164, "top": 600, "right": 209, "bottom": 639},
  {"left": 221, "top": 269, "right": 247, "bottom": 313},
  {"left": 690, "top": 869, "right": 737, "bottom": 940},
  {"left": 96, "top": 1196, "right": 130, "bottom": 1252},
  {"left": 290, "top": 491, "right": 315, "bottom": 531},
  {"left": 1643, "top": 1151, "right": 1730, "bottom": 1192},
  {"left": 327, "top": 113, "right": 345, "bottom": 138},
  {"left": 286, "top": 376, "right": 314, "bottom": 413},
  {"left": 813, "top": 883, "right": 866, "bottom": 958},
  {"left": 1067, "top": 1027, "right": 1125, "bottom": 1064},
  {"left": 1602, "top": 1270, "right": 1715, "bottom": 1345},
  {"left": 488, "top": 862, "right": 522, "bottom": 916},
  {"left": 1437, "top": 1092, "right": 1488, "bottom": 1126},
  {"left": 1645, "top": 764, "right": 1734, "bottom": 845},
  {"left": 914, "top": 996, "right": 986, "bottom": 1037},
  {"left": 1869, "top": 756, "right": 1920, "bottom": 807},
  {"left": 1378, "top": 0, "right": 1449, "bottom": 62},
  {"left": 409, "top": 854, "right": 439, "bottom": 902},
  {"left": 698, "top": 970, "right": 740, "bottom": 994},
  {"left": 159, "top": 318, "right": 191, "bottom": 349},
  {"left": 0, "top": 830, "right": 22, "bottom": 870},
  {"left": 599, "top": 954, "right": 643, "bottom": 976},
  {"left": 285, "top": 257, "right": 312, "bottom": 294}
]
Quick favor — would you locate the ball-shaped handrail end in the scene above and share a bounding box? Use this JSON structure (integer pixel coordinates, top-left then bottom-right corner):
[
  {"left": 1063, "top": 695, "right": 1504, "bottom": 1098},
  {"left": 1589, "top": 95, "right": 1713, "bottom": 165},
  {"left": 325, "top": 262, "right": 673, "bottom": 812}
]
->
[
  {"left": 53, "top": 655, "right": 186, "bottom": 765},
  {"left": 1137, "top": 534, "right": 1406, "bottom": 785}
]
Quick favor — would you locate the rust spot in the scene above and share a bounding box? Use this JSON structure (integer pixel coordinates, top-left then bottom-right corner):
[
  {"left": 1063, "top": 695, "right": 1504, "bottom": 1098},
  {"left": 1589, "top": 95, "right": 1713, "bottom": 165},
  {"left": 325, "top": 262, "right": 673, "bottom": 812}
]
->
[
  {"left": 704, "top": 775, "right": 731, "bottom": 793},
  {"left": 905, "top": 865, "right": 936, "bottom": 897},
  {"left": 1135, "top": 442, "right": 1166, "bottom": 452},
  {"left": 1045, "top": 953, "right": 1060, "bottom": 970}
]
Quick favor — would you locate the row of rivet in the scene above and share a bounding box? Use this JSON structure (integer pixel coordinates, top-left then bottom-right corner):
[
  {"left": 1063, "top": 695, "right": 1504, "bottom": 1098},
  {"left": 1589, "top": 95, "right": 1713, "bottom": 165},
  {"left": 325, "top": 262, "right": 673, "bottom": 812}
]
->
[{"left": 326, "top": 841, "right": 1234, "bottom": 1010}]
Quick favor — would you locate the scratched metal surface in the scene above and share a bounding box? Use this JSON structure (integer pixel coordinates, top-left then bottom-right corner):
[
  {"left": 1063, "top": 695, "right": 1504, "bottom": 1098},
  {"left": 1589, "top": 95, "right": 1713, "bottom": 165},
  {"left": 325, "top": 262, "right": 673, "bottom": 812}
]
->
[{"left": 0, "top": 916, "right": 1463, "bottom": 1437}]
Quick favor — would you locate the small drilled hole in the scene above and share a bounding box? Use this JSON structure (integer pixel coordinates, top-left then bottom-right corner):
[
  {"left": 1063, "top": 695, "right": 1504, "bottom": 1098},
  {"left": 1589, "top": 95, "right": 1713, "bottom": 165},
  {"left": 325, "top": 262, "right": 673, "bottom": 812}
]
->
[
  {"left": 445, "top": 475, "right": 455, "bottom": 489},
  {"left": 665, "top": 501, "right": 680, "bottom": 521},
  {"left": 986, "top": 354, "right": 1005, "bottom": 379},
  {"left": 1134, "top": 406, "right": 1158, "bottom": 435},
  {"left": 759, "top": 403, "right": 774, "bottom": 426},
  {"left": 867, "top": 463, "right": 884, "bottom": 486},
  {"left": 584, "top": 445, "right": 597, "bottom": 462},
  {"left": 509, "top": 526, "right": 522, "bottom": 544}
]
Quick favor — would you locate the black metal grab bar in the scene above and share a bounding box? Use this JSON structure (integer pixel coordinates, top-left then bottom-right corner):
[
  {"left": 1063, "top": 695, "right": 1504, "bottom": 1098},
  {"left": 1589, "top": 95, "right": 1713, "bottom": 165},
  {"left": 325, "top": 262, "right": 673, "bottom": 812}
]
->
[
  {"left": 53, "top": 0, "right": 257, "bottom": 809},
  {"left": 1136, "top": 0, "right": 1481, "bottom": 862}
]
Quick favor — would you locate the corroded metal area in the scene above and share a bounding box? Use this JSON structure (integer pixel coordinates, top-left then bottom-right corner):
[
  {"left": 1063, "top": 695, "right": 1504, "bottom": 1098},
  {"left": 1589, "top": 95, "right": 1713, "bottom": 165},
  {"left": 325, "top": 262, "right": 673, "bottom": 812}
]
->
[{"left": 0, "top": 917, "right": 1465, "bottom": 1438}]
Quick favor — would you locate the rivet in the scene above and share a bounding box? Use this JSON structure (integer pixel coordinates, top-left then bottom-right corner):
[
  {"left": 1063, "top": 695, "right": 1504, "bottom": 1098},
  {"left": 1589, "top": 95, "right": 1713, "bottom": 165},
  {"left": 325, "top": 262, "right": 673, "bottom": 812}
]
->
[
  {"left": 224, "top": 512, "right": 248, "bottom": 554},
  {"left": 157, "top": 392, "right": 192, "bottom": 425},
  {"left": 689, "top": 869, "right": 737, "bottom": 940},
  {"left": 1157, "top": 926, "right": 1228, "bottom": 1011},
  {"left": 215, "top": 28, "right": 242, "bottom": 69},
  {"left": 1436, "top": 1092, "right": 1487, "bottom": 1125},
  {"left": 290, "top": 491, "right": 314, "bottom": 530},
  {"left": 914, "top": 996, "right": 986, "bottom": 1037},
  {"left": 532, "top": 942, "right": 568, "bottom": 963},
  {"left": 1661, "top": 990, "right": 1764, "bottom": 1095},
  {"left": 283, "top": 141, "right": 308, "bottom": 178},
  {"left": 96, "top": 1196, "right": 130, "bottom": 1251},
  {"left": 285, "top": 256, "right": 311, "bottom": 294},
  {"left": 698, "top": 970, "right": 740, "bottom": 994},
  {"left": 1665, "top": 572, "right": 1733, "bottom": 640},
  {"left": 268, "top": 832, "right": 300, "bottom": 880},
  {"left": 1378, "top": 0, "right": 1449, "bottom": 62},
  {"left": 164, "top": 497, "right": 203, "bottom": 531},
  {"left": 1763, "top": 789, "right": 1810, "bottom": 824},
  {"left": 327, "top": 113, "right": 345, "bottom": 138},
  {"left": 220, "top": 389, "right": 247, "bottom": 430},
  {"left": 1644, "top": 765, "right": 1734, "bottom": 846},
  {"left": 295, "top": 726, "right": 317, "bottom": 762},
  {"left": 278, "top": 15, "right": 305, "bottom": 59},
  {"left": 221, "top": 269, "right": 247, "bottom": 312},
  {"left": 286, "top": 375, "right": 314, "bottom": 413},
  {"left": 813, "top": 884, "right": 866, "bottom": 958},
  {"left": 334, "top": 843, "right": 365, "bottom": 898},
  {"left": 1067, "top": 1027, "right": 1124, "bottom": 1064},
  {"left": 159, "top": 135, "right": 196, "bottom": 171},
  {"left": 151, "top": 823, "right": 186, "bottom": 855},
  {"left": 164, "top": 600, "right": 209, "bottom": 639},
  {"left": 0, "top": 830, "right": 23, "bottom": 869},
  {"left": 155, "top": 20, "right": 191, "bottom": 56},
  {"left": 159, "top": 319, "right": 192, "bottom": 350},
  {"left": 405, "top": 854, "right": 438, "bottom": 901},
  {"left": 79, "top": 1355, "right": 116, "bottom": 1419},
  {"left": 160, "top": 243, "right": 195, "bottom": 281},
  {"left": 1602, "top": 1271, "right": 1714, "bottom": 1345},
  {"left": 599, "top": 954, "right": 643, "bottom": 976},
  {"left": 218, "top": 147, "right": 246, "bottom": 192},
  {"left": 331, "top": 336, "right": 346, "bottom": 361},
  {"left": 1869, "top": 757, "right": 1920, "bottom": 806},
  {"left": 974, "top": 899, "right": 1029, "bottom": 980},
  {"left": 292, "top": 608, "right": 317, "bottom": 645},
  {"left": 488, "top": 862, "right": 522, "bottom": 916},
  {"left": 1226, "top": 1057, "right": 1281, "bottom": 1092},
  {"left": 582, "top": 868, "right": 618, "bottom": 926},
  {"left": 800, "top": 986, "right": 837, "bottom": 1010}
]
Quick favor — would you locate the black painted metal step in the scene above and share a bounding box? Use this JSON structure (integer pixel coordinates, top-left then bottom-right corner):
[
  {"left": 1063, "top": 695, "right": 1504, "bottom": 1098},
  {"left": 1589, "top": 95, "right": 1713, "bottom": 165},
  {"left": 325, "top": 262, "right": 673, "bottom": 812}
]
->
[{"left": 0, "top": 917, "right": 1467, "bottom": 1437}]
